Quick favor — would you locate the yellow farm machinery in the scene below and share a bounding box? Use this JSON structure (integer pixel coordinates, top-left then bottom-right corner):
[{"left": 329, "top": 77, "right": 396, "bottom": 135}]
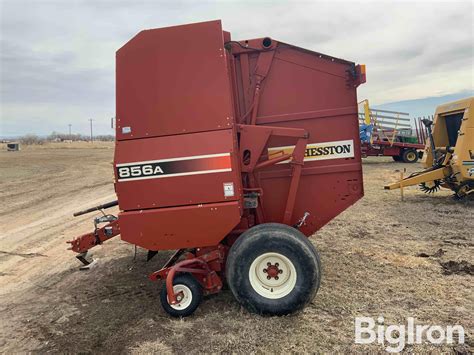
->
[{"left": 385, "top": 97, "right": 474, "bottom": 199}]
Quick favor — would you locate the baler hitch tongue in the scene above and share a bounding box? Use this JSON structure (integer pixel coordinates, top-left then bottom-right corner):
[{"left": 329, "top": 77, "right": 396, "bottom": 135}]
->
[
  {"left": 67, "top": 202, "right": 121, "bottom": 269},
  {"left": 73, "top": 200, "right": 118, "bottom": 217},
  {"left": 75, "top": 252, "right": 97, "bottom": 270}
]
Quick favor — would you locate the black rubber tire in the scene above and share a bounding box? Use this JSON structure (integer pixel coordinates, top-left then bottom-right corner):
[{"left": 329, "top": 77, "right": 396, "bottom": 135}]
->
[
  {"left": 160, "top": 274, "right": 202, "bottom": 317},
  {"left": 401, "top": 149, "right": 419, "bottom": 163},
  {"left": 226, "top": 223, "right": 321, "bottom": 315},
  {"left": 392, "top": 155, "right": 402, "bottom": 162}
]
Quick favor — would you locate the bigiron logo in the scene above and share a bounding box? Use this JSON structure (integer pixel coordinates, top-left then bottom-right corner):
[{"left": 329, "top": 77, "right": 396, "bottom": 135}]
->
[
  {"left": 268, "top": 139, "right": 355, "bottom": 163},
  {"left": 116, "top": 153, "right": 232, "bottom": 182}
]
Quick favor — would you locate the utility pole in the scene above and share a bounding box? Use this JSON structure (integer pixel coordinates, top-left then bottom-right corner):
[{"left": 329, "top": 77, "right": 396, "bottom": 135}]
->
[
  {"left": 68, "top": 124, "right": 72, "bottom": 139},
  {"left": 89, "top": 118, "right": 94, "bottom": 142}
]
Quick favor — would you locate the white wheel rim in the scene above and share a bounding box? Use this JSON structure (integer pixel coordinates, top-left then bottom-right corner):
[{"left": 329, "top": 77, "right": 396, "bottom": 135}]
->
[
  {"left": 167, "top": 284, "right": 193, "bottom": 310},
  {"left": 248, "top": 252, "right": 297, "bottom": 299}
]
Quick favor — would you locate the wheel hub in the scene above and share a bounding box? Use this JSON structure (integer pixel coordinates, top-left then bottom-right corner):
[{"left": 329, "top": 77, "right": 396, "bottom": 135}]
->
[
  {"left": 175, "top": 291, "right": 184, "bottom": 302},
  {"left": 249, "top": 252, "right": 297, "bottom": 299},
  {"left": 263, "top": 262, "right": 283, "bottom": 279},
  {"left": 168, "top": 285, "right": 193, "bottom": 310}
]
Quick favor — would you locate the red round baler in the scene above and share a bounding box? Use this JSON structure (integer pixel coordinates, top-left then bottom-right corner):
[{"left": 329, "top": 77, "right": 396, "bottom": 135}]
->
[{"left": 68, "top": 20, "right": 366, "bottom": 317}]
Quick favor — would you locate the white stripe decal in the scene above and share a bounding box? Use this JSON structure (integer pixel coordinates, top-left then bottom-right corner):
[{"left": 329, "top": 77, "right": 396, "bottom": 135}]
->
[
  {"left": 116, "top": 152, "right": 231, "bottom": 167},
  {"left": 117, "top": 168, "right": 232, "bottom": 182}
]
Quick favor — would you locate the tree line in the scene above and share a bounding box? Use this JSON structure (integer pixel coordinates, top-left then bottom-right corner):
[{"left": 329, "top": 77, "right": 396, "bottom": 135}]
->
[{"left": 16, "top": 132, "right": 115, "bottom": 145}]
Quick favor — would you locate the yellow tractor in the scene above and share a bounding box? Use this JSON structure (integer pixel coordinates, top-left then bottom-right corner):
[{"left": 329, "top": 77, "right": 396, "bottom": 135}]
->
[{"left": 385, "top": 97, "right": 474, "bottom": 199}]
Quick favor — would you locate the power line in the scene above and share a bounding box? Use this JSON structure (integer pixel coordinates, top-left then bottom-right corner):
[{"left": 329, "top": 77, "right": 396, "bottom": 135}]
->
[{"left": 88, "top": 118, "right": 94, "bottom": 142}]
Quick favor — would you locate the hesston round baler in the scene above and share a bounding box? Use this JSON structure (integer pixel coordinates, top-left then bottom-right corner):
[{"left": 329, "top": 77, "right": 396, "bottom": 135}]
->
[{"left": 67, "top": 20, "right": 366, "bottom": 317}]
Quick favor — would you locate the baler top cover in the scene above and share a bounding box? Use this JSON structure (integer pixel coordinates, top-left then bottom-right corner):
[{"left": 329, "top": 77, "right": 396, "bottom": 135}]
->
[
  {"left": 116, "top": 20, "right": 234, "bottom": 140},
  {"left": 114, "top": 20, "right": 365, "bottom": 251}
]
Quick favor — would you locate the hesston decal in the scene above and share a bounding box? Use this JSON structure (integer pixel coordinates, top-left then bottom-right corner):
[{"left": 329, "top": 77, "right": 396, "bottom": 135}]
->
[
  {"left": 116, "top": 153, "right": 232, "bottom": 182},
  {"left": 268, "top": 139, "right": 355, "bottom": 163}
]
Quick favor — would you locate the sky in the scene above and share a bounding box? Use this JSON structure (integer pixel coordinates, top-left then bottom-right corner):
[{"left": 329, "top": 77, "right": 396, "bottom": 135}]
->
[{"left": 0, "top": 0, "right": 473, "bottom": 137}]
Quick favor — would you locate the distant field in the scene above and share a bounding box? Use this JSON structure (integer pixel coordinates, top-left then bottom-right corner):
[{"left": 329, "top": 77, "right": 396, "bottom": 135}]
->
[
  {"left": 1, "top": 141, "right": 114, "bottom": 150},
  {"left": 0, "top": 145, "right": 472, "bottom": 353}
]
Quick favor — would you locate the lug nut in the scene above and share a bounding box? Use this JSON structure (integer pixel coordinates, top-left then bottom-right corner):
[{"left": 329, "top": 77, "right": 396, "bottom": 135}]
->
[
  {"left": 263, "top": 269, "right": 267, "bottom": 273},
  {"left": 275, "top": 276, "right": 279, "bottom": 280},
  {"left": 267, "top": 276, "right": 271, "bottom": 280},
  {"left": 278, "top": 270, "right": 283, "bottom": 274},
  {"left": 275, "top": 263, "right": 279, "bottom": 267},
  {"left": 267, "top": 262, "right": 271, "bottom": 266}
]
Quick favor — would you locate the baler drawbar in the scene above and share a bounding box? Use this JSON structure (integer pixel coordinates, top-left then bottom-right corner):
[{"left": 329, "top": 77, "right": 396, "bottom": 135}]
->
[
  {"left": 72, "top": 200, "right": 118, "bottom": 217},
  {"left": 68, "top": 20, "right": 366, "bottom": 317}
]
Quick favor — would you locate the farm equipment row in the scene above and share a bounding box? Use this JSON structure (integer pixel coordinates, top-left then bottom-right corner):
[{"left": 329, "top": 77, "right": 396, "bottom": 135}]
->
[{"left": 359, "top": 100, "right": 427, "bottom": 163}]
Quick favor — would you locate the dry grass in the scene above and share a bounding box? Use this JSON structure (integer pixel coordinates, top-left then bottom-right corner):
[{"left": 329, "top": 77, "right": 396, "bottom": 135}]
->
[{"left": 0, "top": 147, "right": 472, "bottom": 353}]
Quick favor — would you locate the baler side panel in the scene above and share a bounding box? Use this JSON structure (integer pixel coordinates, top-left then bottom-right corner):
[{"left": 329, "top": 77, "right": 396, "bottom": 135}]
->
[
  {"left": 456, "top": 102, "right": 474, "bottom": 180},
  {"left": 257, "top": 165, "right": 362, "bottom": 235},
  {"left": 116, "top": 20, "right": 234, "bottom": 140},
  {"left": 427, "top": 98, "right": 474, "bottom": 179},
  {"left": 119, "top": 201, "right": 242, "bottom": 250},
  {"left": 114, "top": 21, "right": 244, "bottom": 251},
  {"left": 258, "top": 46, "right": 356, "bottom": 115},
  {"left": 114, "top": 129, "right": 242, "bottom": 211},
  {"left": 232, "top": 43, "right": 363, "bottom": 235}
]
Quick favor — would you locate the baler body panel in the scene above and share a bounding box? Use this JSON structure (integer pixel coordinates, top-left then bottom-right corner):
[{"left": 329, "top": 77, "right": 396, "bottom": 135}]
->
[
  {"left": 231, "top": 42, "right": 363, "bottom": 235},
  {"left": 114, "top": 129, "right": 242, "bottom": 211},
  {"left": 115, "top": 20, "right": 243, "bottom": 249},
  {"left": 253, "top": 45, "right": 356, "bottom": 116},
  {"left": 116, "top": 20, "right": 234, "bottom": 140},
  {"left": 113, "top": 20, "right": 364, "bottom": 250},
  {"left": 119, "top": 201, "right": 241, "bottom": 250}
]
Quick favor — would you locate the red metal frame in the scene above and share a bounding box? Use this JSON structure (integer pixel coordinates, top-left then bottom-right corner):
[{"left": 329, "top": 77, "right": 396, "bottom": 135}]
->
[
  {"left": 361, "top": 140, "right": 425, "bottom": 158},
  {"left": 67, "top": 219, "right": 120, "bottom": 253},
  {"left": 149, "top": 246, "right": 226, "bottom": 304},
  {"left": 237, "top": 123, "right": 309, "bottom": 224}
]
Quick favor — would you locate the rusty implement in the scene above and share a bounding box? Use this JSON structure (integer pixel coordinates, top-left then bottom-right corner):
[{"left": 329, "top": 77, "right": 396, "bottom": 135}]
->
[{"left": 68, "top": 20, "right": 366, "bottom": 317}]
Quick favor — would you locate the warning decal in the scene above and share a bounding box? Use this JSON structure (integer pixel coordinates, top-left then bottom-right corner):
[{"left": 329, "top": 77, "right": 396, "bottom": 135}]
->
[{"left": 268, "top": 139, "right": 355, "bottom": 163}]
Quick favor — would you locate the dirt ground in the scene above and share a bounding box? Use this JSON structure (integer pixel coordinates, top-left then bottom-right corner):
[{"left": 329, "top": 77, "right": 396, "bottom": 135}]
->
[{"left": 0, "top": 142, "right": 472, "bottom": 353}]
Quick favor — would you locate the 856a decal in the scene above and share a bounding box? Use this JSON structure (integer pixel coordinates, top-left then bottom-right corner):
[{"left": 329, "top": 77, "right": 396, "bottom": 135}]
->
[
  {"left": 117, "top": 164, "right": 164, "bottom": 179},
  {"left": 116, "top": 153, "right": 232, "bottom": 182}
]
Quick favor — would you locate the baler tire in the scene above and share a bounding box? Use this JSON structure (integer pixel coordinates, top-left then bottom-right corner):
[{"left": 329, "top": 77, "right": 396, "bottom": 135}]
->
[
  {"left": 160, "top": 274, "right": 202, "bottom": 317},
  {"left": 226, "top": 223, "right": 321, "bottom": 316},
  {"left": 401, "top": 149, "right": 419, "bottom": 163}
]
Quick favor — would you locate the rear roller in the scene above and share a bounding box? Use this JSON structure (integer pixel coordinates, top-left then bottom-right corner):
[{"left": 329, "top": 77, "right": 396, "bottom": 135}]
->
[
  {"left": 419, "top": 180, "right": 442, "bottom": 194},
  {"left": 226, "top": 223, "right": 321, "bottom": 315},
  {"left": 160, "top": 274, "right": 202, "bottom": 317}
]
